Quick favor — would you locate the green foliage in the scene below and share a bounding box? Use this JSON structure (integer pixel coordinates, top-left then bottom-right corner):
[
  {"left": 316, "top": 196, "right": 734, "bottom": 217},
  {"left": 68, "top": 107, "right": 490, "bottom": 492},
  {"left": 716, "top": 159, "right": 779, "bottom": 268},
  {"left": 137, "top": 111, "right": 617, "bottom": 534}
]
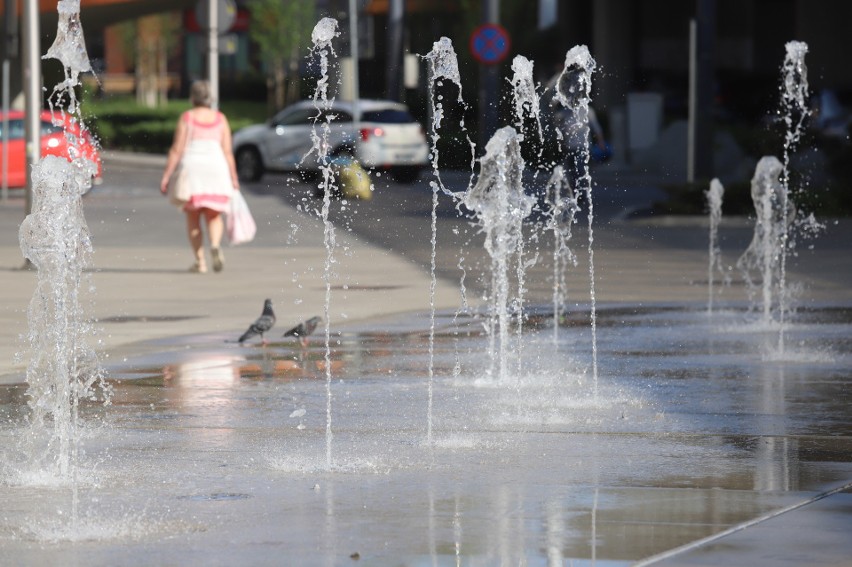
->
[
  {"left": 114, "top": 13, "right": 182, "bottom": 69},
  {"left": 80, "top": 95, "right": 267, "bottom": 153},
  {"left": 246, "top": 0, "right": 316, "bottom": 109},
  {"left": 248, "top": 0, "right": 315, "bottom": 70}
]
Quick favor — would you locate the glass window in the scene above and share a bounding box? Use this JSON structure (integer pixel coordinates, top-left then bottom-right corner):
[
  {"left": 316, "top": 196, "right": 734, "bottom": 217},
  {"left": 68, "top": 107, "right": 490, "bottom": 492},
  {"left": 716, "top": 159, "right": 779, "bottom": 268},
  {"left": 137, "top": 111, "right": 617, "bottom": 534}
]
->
[
  {"left": 41, "top": 121, "right": 63, "bottom": 136},
  {"left": 273, "top": 108, "right": 353, "bottom": 126},
  {"left": 0, "top": 119, "right": 26, "bottom": 140},
  {"left": 273, "top": 108, "right": 317, "bottom": 127},
  {"left": 361, "top": 109, "right": 415, "bottom": 124},
  {"left": 326, "top": 111, "right": 352, "bottom": 123}
]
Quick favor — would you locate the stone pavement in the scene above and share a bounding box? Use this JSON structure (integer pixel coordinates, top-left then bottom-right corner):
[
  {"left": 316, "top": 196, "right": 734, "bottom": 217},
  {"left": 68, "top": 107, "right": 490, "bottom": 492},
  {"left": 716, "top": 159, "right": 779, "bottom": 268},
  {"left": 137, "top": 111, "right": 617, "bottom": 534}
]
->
[
  {"left": 2, "top": 151, "right": 851, "bottom": 375},
  {"left": 0, "top": 152, "right": 464, "bottom": 383},
  {"left": 0, "top": 152, "right": 850, "bottom": 565}
]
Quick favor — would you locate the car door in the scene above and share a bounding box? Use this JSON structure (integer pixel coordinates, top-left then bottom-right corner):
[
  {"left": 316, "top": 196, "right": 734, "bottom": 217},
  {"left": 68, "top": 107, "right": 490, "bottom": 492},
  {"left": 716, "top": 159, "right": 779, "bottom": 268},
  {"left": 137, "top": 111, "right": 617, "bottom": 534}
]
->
[
  {"left": 264, "top": 106, "right": 321, "bottom": 170},
  {"left": 1, "top": 118, "right": 26, "bottom": 188}
]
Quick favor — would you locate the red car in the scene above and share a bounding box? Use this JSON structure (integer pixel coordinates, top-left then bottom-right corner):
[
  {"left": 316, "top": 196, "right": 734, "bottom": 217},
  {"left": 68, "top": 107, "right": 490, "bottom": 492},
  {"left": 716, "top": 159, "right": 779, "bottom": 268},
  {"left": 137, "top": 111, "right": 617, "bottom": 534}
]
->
[{"left": 0, "top": 109, "right": 102, "bottom": 188}]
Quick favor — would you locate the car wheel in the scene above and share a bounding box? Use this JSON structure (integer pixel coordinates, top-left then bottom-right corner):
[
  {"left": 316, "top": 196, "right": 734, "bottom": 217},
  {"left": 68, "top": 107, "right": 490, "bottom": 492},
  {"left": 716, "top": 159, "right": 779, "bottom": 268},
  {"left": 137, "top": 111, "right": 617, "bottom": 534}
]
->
[
  {"left": 236, "top": 147, "right": 264, "bottom": 182},
  {"left": 391, "top": 166, "right": 420, "bottom": 184}
]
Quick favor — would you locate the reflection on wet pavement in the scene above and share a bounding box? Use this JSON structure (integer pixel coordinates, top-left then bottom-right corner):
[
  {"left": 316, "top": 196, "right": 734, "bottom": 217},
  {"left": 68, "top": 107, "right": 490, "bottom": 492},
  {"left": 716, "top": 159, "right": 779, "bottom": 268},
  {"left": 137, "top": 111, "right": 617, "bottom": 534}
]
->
[{"left": 0, "top": 305, "right": 850, "bottom": 565}]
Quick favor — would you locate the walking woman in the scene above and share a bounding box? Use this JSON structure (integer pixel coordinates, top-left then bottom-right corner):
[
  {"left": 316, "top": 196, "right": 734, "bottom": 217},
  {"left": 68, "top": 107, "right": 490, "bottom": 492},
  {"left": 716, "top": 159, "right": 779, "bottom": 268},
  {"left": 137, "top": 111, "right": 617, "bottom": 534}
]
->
[{"left": 160, "top": 80, "right": 240, "bottom": 273}]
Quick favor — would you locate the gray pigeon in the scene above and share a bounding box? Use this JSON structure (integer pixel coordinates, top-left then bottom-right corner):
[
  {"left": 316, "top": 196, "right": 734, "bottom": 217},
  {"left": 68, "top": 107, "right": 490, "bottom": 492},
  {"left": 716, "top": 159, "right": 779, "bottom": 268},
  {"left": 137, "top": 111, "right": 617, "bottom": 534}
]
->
[
  {"left": 282, "top": 316, "right": 322, "bottom": 347},
  {"left": 239, "top": 299, "right": 276, "bottom": 344}
]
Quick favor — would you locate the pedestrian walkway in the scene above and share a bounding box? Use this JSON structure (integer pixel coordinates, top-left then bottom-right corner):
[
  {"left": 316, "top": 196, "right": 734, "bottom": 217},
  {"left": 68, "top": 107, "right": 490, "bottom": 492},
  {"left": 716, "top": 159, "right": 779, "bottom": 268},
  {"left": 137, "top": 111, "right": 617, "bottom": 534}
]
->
[
  {"left": 0, "top": 152, "right": 463, "bottom": 382},
  {"left": 0, "top": 153, "right": 850, "bottom": 566}
]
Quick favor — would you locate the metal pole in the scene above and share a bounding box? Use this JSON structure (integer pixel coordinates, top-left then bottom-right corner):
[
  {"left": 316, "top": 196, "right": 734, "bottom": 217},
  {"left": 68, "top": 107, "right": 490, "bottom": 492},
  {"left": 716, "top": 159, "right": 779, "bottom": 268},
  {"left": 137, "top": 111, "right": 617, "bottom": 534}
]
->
[
  {"left": 479, "top": 0, "right": 499, "bottom": 147},
  {"left": 349, "top": 0, "right": 360, "bottom": 134},
  {"left": 23, "top": 0, "right": 40, "bottom": 216},
  {"left": 2, "top": 60, "right": 9, "bottom": 202},
  {"left": 207, "top": 0, "right": 219, "bottom": 109},
  {"left": 2, "top": 0, "right": 18, "bottom": 203},
  {"left": 385, "top": 0, "right": 403, "bottom": 101}
]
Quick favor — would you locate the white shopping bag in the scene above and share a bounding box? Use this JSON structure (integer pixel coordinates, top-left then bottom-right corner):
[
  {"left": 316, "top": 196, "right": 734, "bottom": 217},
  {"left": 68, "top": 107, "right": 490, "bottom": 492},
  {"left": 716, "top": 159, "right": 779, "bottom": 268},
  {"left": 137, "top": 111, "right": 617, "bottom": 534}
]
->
[{"left": 226, "top": 191, "right": 257, "bottom": 246}]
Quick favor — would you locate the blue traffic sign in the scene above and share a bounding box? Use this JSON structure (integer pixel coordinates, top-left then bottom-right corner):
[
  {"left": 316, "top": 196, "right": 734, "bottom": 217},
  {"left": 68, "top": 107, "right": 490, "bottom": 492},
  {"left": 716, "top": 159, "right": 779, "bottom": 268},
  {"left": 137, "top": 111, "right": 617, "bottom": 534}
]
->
[{"left": 470, "top": 23, "right": 511, "bottom": 65}]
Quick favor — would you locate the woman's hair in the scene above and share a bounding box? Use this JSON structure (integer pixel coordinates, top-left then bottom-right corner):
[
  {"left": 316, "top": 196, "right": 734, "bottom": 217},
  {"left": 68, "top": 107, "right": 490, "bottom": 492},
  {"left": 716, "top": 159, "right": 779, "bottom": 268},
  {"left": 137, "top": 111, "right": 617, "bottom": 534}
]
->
[{"left": 189, "top": 80, "right": 213, "bottom": 107}]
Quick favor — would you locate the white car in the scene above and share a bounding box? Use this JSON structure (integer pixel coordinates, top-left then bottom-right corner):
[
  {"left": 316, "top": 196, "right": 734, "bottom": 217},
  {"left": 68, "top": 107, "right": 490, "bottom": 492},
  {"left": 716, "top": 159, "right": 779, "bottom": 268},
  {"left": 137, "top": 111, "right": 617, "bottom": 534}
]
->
[{"left": 232, "top": 99, "right": 430, "bottom": 183}]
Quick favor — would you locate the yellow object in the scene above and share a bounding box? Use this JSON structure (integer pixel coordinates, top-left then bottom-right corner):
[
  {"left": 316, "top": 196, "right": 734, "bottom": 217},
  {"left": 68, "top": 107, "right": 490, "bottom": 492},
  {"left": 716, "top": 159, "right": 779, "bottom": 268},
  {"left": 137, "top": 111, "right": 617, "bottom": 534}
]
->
[{"left": 337, "top": 159, "right": 373, "bottom": 201}]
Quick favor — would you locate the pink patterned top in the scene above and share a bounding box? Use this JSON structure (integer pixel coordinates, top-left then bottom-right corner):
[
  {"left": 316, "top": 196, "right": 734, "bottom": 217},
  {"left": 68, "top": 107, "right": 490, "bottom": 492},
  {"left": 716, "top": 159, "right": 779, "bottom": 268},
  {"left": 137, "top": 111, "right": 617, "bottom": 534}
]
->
[
  {"left": 177, "top": 110, "right": 234, "bottom": 213},
  {"left": 184, "top": 110, "right": 225, "bottom": 142}
]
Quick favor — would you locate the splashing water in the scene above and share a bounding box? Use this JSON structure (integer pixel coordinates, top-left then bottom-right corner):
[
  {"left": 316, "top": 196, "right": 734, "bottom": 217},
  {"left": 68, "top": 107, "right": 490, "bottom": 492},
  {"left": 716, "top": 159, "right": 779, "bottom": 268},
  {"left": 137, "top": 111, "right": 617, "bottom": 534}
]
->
[
  {"left": 552, "top": 45, "right": 599, "bottom": 397},
  {"left": 309, "top": 17, "right": 340, "bottom": 470},
  {"left": 422, "top": 37, "right": 475, "bottom": 444},
  {"left": 423, "top": 37, "right": 472, "bottom": 198},
  {"left": 781, "top": 42, "right": 809, "bottom": 150},
  {"left": 507, "top": 55, "right": 545, "bottom": 371},
  {"left": 706, "top": 178, "right": 725, "bottom": 314},
  {"left": 736, "top": 157, "right": 795, "bottom": 324},
  {"left": 16, "top": 0, "right": 108, "bottom": 533},
  {"left": 310, "top": 17, "right": 339, "bottom": 103},
  {"left": 510, "top": 55, "right": 543, "bottom": 146},
  {"left": 45, "top": 0, "right": 91, "bottom": 114},
  {"left": 545, "top": 166, "right": 580, "bottom": 343},
  {"left": 777, "top": 41, "right": 809, "bottom": 353},
  {"left": 462, "top": 127, "right": 535, "bottom": 385},
  {"left": 18, "top": 0, "right": 107, "bottom": 478}
]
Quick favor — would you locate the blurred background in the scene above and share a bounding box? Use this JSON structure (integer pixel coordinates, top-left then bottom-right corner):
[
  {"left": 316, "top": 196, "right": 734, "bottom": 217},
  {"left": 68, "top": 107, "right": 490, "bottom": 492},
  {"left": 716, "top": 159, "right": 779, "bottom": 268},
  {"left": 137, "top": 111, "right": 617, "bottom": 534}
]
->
[{"left": 2, "top": 0, "right": 851, "bottom": 213}]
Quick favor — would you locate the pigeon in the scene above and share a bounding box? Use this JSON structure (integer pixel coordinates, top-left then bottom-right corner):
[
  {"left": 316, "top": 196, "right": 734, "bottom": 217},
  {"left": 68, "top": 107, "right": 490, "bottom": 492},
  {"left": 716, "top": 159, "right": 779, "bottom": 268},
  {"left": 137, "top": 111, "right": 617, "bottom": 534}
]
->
[
  {"left": 238, "top": 299, "right": 276, "bottom": 344},
  {"left": 282, "top": 316, "right": 322, "bottom": 347}
]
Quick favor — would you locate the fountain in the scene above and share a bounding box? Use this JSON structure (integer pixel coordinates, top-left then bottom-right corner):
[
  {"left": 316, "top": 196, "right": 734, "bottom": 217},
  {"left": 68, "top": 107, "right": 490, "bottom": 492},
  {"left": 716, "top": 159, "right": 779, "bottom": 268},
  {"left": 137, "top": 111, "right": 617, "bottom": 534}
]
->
[
  {"left": 545, "top": 165, "right": 580, "bottom": 342},
  {"left": 461, "top": 126, "right": 534, "bottom": 384},
  {"left": 17, "top": 0, "right": 108, "bottom": 485},
  {"left": 551, "top": 46, "right": 600, "bottom": 397},
  {"left": 706, "top": 178, "right": 725, "bottom": 314},
  {"left": 735, "top": 42, "right": 810, "bottom": 335},
  {"left": 509, "top": 54, "right": 544, "bottom": 146},
  {"left": 776, "top": 41, "right": 810, "bottom": 353},
  {"left": 308, "top": 16, "right": 340, "bottom": 470},
  {"left": 1, "top": 9, "right": 850, "bottom": 564},
  {"left": 423, "top": 37, "right": 471, "bottom": 444},
  {"left": 736, "top": 156, "right": 795, "bottom": 325}
]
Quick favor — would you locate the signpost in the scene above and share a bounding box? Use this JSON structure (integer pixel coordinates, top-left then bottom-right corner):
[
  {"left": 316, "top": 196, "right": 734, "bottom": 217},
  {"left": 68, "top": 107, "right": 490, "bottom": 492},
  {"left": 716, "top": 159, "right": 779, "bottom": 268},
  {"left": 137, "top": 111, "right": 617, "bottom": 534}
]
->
[
  {"left": 196, "top": 0, "right": 236, "bottom": 108},
  {"left": 2, "top": 0, "right": 17, "bottom": 202},
  {"left": 471, "top": 20, "right": 510, "bottom": 146},
  {"left": 469, "top": 23, "right": 510, "bottom": 65}
]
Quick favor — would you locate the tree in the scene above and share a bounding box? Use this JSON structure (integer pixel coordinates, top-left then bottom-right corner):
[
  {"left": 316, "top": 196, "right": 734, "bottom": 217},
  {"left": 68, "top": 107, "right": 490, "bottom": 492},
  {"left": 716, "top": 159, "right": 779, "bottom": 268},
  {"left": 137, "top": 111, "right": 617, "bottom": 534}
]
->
[
  {"left": 247, "top": 0, "right": 317, "bottom": 114},
  {"left": 115, "top": 13, "right": 180, "bottom": 108}
]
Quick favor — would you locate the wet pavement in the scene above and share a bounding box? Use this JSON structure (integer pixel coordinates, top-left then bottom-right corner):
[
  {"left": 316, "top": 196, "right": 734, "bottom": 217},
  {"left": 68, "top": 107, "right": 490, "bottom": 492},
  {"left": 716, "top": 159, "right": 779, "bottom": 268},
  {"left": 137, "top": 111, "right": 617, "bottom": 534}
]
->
[
  {"left": 1, "top": 305, "right": 850, "bottom": 565},
  {"left": 0, "top": 153, "right": 850, "bottom": 565}
]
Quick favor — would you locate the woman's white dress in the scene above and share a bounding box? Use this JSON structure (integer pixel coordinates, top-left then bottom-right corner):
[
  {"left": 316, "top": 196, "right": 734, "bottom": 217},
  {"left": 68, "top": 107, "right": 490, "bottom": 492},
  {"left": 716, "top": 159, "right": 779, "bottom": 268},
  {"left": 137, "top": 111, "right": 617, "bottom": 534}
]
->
[{"left": 173, "top": 110, "right": 233, "bottom": 213}]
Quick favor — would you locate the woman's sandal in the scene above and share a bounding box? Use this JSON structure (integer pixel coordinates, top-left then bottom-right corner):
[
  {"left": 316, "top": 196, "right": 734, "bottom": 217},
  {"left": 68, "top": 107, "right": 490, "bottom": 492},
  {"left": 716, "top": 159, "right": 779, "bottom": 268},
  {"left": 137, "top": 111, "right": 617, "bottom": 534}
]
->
[
  {"left": 189, "top": 262, "right": 208, "bottom": 274},
  {"left": 211, "top": 248, "right": 224, "bottom": 273}
]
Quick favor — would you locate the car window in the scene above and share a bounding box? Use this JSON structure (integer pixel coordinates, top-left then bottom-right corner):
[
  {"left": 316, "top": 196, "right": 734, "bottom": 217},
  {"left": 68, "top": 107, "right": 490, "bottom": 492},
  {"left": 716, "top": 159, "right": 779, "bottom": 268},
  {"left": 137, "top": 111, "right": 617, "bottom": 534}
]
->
[
  {"left": 361, "top": 109, "right": 415, "bottom": 124},
  {"left": 273, "top": 108, "right": 316, "bottom": 127},
  {"left": 272, "top": 108, "right": 353, "bottom": 127},
  {"left": 0, "top": 119, "right": 25, "bottom": 140},
  {"left": 41, "top": 121, "right": 63, "bottom": 136},
  {"left": 327, "top": 111, "right": 352, "bottom": 123}
]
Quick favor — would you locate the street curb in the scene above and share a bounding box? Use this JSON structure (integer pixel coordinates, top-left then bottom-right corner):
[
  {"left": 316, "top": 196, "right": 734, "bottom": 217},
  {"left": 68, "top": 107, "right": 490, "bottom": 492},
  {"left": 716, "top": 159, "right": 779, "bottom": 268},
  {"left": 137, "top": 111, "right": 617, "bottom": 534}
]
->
[{"left": 101, "top": 150, "right": 167, "bottom": 167}]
